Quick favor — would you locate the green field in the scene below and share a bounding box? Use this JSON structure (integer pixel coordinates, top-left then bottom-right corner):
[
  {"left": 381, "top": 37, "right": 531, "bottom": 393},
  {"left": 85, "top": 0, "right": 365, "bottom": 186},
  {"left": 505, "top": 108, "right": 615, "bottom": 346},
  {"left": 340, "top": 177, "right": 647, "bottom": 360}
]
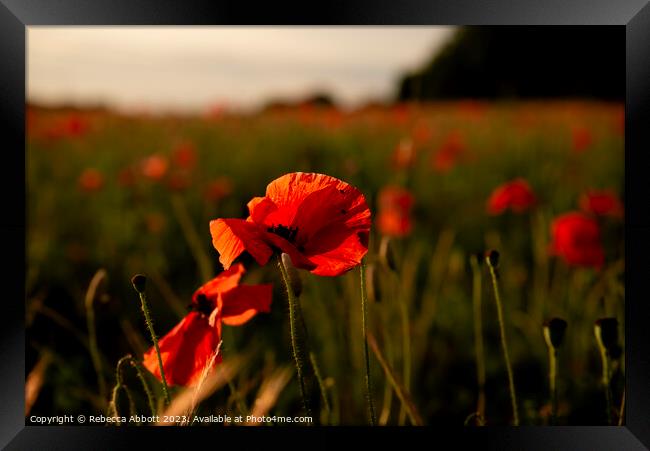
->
[{"left": 26, "top": 100, "right": 625, "bottom": 426}]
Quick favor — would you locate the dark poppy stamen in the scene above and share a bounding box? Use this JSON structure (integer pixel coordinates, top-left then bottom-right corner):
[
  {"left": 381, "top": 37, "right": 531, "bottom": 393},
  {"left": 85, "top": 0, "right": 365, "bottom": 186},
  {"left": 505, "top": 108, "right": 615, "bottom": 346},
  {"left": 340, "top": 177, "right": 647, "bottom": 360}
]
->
[
  {"left": 267, "top": 224, "right": 298, "bottom": 243},
  {"left": 192, "top": 293, "right": 215, "bottom": 316}
]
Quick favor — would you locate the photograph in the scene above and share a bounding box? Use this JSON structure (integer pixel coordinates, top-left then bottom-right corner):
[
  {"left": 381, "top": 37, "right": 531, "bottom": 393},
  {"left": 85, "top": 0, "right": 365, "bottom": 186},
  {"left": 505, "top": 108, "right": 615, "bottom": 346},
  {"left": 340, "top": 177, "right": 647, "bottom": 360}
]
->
[{"left": 24, "top": 26, "right": 625, "bottom": 427}]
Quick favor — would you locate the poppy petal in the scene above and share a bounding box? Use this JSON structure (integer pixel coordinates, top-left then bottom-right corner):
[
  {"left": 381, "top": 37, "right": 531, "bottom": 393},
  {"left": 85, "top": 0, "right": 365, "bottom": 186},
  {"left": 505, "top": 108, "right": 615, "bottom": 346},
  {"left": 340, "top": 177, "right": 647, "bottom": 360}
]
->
[
  {"left": 192, "top": 263, "right": 246, "bottom": 304},
  {"left": 304, "top": 228, "right": 368, "bottom": 276},
  {"left": 263, "top": 231, "right": 317, "bottom": 271},
  {"left": 142, "top": 312, "right": 221, "bottom": 387},
  {"left": 210, "top": 219, "right": 273, "bottom": 269},
  {"left": 220, "top": 284, "right": 274, "bottom": 326},
  {"left": 247, "top": 196, "right": 278, "bottom": 223}
]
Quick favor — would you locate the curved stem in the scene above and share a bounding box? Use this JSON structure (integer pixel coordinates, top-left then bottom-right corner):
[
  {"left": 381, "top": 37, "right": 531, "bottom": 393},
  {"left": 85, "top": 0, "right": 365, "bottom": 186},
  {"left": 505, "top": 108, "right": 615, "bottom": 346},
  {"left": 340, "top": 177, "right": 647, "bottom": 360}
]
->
[
  {"left": 487, "top": 263, "right": 519, "bottom": 426},
  {"left": 277, "top": 255, "right": 312, "bottom": 416},
  {"left": 138, "top": 292, "right": 171, "bottom": 406},
  {"left": 548, "top": 349, "right": 557, "bottom": 424},
  {"left": 85, "top": 269, "right": 107, "bottom": 402},
  {"left": 360, "top": 261, "right": 377, "bottom": 425},
  {"left": 470, "top": 257, "right": 486, "bottom": 421}
]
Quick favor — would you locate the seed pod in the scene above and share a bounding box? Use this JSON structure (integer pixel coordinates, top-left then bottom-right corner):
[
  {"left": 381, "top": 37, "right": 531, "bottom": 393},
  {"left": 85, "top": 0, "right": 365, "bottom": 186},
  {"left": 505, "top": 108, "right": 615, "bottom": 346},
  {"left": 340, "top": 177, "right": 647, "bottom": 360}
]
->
[
  {"left": 543, "top": 317, "right": 568, "bottom": 349},
  {"left": 365, "top": 263, "right": 382, "bottom": 303},
  {"left": 281, "top": 253, "right": 303, "bottom": 297},
  {"left": 131, "top": 274, "right": 147, "bottom": 294},
  {"left": 594, "top": 318, "right": 619, "bottom": 353}
]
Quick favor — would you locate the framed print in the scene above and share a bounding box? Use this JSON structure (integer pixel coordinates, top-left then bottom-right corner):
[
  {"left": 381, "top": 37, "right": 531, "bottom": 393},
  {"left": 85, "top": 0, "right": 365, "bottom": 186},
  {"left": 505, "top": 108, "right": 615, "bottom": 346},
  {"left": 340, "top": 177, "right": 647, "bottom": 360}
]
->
[{"left": 1, "top": 0, "right": 650, "bottom": 449}]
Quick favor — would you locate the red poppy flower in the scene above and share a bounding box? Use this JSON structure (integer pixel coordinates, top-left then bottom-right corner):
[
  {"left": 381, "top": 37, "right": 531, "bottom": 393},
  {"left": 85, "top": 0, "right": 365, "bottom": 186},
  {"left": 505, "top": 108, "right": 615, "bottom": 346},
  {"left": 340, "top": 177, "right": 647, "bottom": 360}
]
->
[
  {"left": 78, "top": 168, "right": 104, "bottom": 193},
  {"left": 377, "top": 186, "right": 414, "bottom": 237},
  {"left": 487, "top": 178, "right": 537, "bottom": 215},
  {"left": 432, "top": 131, "right": 465, "bottom": 173},
  {"left": 390, "top": 138, "right": 416, "bottom": 169},
  {"left": 572, "top": 126, "right": 593, "bottom": 153},
  {"left": 210, "top": 172, "right": 371, "bottom": 277},
  {"left": 579, "top": 190, "right": 624, "bottom": 219},
  {"left": 143, "top": 263, "right": 272, "bottom": 387},
  {"left": 549, "top": 212, "right": 604, "bottom": 269},
  {"left": 204, "top": 177, "right": 233, "bottom": 203},
  {"left": 172, "top": 142, "right": 197, "bottom": 170},
  {"left": 142, "top": 155, "right": 169, "bottom": 180}
]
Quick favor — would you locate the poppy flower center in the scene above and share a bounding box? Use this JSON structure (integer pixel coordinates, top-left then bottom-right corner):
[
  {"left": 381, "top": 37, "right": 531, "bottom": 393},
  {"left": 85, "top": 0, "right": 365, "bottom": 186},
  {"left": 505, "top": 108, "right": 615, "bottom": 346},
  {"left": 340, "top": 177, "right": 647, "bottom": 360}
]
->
[
  {"left": 267, "top": 224, "right": 298, "bottom": 243},
  {"left": 192, "top": 293, "right": 215, "bottom": 316}
]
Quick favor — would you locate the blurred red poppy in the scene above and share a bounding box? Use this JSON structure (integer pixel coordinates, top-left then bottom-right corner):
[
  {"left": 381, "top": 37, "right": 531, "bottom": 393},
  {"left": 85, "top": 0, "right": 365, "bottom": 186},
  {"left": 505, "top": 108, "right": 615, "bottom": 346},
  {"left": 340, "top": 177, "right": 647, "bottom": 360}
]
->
[
  {"left": 166, "top": 171, "right": 191, "bottom": 192},
  {"left": 432, "top": 131, "right": 465, "bottom": 173},
  {"left": 204, "top": 177, "right": 233, "bottom": 202},
  {"left": 579, "top": 190, "right": 624, "bottom": 219},
  {"left": 78, "top": 168, "right": 104, "bottom": 193},
  {"left": 572, "top": 126, "right": 593, "bottom": 153},
  {"left": 117, "top": 167, "right": 136, "bottom": 188},
  {"left": 142, "top": 154, "right": 169, "bottom": 180},
  {"left": 487, "top": 178, "right": 537, "bottom": 215},
  {"left": 210, "top": 172, "right": 371, "bottom": 276},
  {"left": 172, "top": 142, "right": 197, "bottom": 170},
  {"left": 391, "top": 138, "right": 416, "bottom": 169},
  {"left": 377, "top": 186, "right": 414, "bottom": 237},
  {"left": 143, "top": 263, "right": 272, "bottom": 386},
  {"left": 549, "top": 212, "right": 604, "bottom": 269}
]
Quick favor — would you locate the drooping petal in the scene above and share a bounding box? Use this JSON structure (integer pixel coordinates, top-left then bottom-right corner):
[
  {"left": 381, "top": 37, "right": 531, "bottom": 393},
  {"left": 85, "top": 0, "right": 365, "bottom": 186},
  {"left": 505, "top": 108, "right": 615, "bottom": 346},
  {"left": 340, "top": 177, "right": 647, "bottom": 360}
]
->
[
  {"left": 210, "top": 219, "right": 273, "bottom": 269},
  {"left": 142, "top": 312, "right": 221, "bottom": 387},
  {"left": 220, "top": 284, "right": 274, "bottom": 326},
  {"left": 304, "top": 228, "right": 369, "bottom": 276},
  {"left": 192, "top": 263, "right": 246, "bottom": 304}
]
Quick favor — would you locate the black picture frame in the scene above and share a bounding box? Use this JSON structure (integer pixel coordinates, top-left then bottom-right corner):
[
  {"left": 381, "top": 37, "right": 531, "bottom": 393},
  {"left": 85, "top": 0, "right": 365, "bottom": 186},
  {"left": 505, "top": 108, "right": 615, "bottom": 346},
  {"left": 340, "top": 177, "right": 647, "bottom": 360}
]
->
[{"left": 2, "top": 1, "right": 649, "bottom": 449}]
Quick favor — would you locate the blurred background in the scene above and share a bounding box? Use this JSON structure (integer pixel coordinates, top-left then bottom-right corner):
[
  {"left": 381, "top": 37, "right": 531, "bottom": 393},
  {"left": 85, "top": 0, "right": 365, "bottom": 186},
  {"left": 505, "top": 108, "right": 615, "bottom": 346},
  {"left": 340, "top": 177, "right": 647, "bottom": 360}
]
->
[{"left": 26, "top": 26, "right": 624, "bottom": 426}]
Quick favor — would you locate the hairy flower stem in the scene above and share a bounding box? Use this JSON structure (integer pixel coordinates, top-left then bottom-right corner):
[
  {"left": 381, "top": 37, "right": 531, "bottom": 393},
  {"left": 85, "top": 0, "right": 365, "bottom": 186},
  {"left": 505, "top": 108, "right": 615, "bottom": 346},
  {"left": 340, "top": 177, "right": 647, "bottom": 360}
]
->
[
  {"left": 138, "top": 291, "right": 171, "bottom": 406},
  {"left": 277, "top": 255, "right": 312, "bottom": 416},
  {"left": 470, "top": 256, "right": 486, "bottom": 422},
  {"left": 116, "top": 355, "right": 157, "bottom": 416},
  {"left": 310, "top": 351, "right": 331, "bottom": 423},
  {"left": 486, "top": 259, "right": 520, "bottom": 426},
  {"left": 360, "top": 261, "right": 377, "bottom": 425}
]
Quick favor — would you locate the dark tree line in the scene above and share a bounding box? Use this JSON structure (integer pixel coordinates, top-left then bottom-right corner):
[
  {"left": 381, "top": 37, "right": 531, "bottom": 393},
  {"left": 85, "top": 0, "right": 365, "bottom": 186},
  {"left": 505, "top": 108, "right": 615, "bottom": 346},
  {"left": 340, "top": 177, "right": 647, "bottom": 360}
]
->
[{"left": 397, "top": 26, "right": 624, "bottom": 101}]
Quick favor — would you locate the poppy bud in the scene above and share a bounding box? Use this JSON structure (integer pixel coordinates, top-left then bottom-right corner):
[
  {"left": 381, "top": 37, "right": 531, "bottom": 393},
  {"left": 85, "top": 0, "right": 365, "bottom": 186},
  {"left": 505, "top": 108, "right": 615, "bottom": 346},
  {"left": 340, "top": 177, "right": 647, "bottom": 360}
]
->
[
  {"left": 486, "top": 250, "right": 500, "bottom": 268},
  {"left": 594, "top": 318, "right": 619, "bottom": 353},
  {"left": 281, "top": 253, "right": 302, "bottom": 297},
  {"left": 379, "top": 236, "right": 397, "bottom": 271},
  {"left": 131, "top": 274, "right": 147, "bottom": 294},
  {"left": 543, "top": 317, "right": 568, "bottom": 349},
  {"left": 365, "top": 263, "right": 382, "bottom": 303}
]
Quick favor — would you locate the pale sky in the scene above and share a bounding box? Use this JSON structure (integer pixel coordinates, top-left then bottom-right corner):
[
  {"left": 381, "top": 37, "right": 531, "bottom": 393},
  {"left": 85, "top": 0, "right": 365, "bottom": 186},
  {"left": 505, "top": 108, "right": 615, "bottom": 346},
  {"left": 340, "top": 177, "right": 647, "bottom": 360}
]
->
[{"left": 27, "top": 27, "right": 456, "bottom": 113}]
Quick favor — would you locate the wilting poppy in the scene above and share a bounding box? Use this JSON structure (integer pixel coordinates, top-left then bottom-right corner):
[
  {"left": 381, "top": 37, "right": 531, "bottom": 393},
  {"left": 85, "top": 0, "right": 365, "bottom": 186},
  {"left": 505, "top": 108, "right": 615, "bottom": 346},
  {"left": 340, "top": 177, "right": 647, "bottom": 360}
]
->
[
  {"left": 78, "top": 168, "right": 104, "bottom": 193},
  {"left": 377, "top": 186, "right": 414, "bottom": 237},
  {"left": 142, "top": 263, "right": 272, "bottom": 386},
  {"left": 572, "top": 126, "right": 593, "bottom": 153},
  {"left": 549, "top": 212, "right": 604, "bottom": 269},
  {"left": 210, "top": 172, "right": 371, "bottom": 277},
  {"left": 487, "top": 178, "right": 537, "bottom": 215},
  {"left": 142, "top": 154, "right": 169, "bottom": 180},
  {"left": 579, "top": 190, "right": 624, "bottom": 219}
]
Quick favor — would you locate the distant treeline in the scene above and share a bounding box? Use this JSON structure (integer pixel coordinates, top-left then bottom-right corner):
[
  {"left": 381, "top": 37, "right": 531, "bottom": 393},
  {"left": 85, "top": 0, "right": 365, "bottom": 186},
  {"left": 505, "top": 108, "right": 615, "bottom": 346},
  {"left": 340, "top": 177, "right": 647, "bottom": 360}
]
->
[{"left": 397, "top": 26, "right": 624, "bottom": 101}]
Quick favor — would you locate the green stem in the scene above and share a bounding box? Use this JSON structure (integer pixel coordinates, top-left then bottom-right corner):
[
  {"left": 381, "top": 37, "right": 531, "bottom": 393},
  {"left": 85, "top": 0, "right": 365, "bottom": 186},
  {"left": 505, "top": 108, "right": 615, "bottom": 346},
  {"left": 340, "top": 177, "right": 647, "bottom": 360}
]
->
[
  {"left": 138, "top": 291, "right": 171, "bottom": 406},
  {"left": 171, "top": 194, "right": 214, "bottom": 283},
  {"left": 618, "top": 389, "right": 625, "bottom": 426},
  {"left": 470, "top": 256, "right": 486, "bottom": 421},
  {"left": 277, "top": 255, "right": 312, "bottom": 416},
  {"left": 310, "top": 351, "right": 331, "bottom": 423},
  {"left": 85, "top": 270, "right": 107, "bottom": 403},
  {"left": 487, "top": 262, "right": 519, "bottom": 426},
  {"left": 397, "top": 283, "right": 411, "bottom": 425},
  {"left": 548, "top": 348, "right": 557, "bottom": 424},
  {"left": 599, "top": 346, "right": 612, "bottom": 425},
  {"left": 360, "top": 261, "right": 377, "bottom": 426}
]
